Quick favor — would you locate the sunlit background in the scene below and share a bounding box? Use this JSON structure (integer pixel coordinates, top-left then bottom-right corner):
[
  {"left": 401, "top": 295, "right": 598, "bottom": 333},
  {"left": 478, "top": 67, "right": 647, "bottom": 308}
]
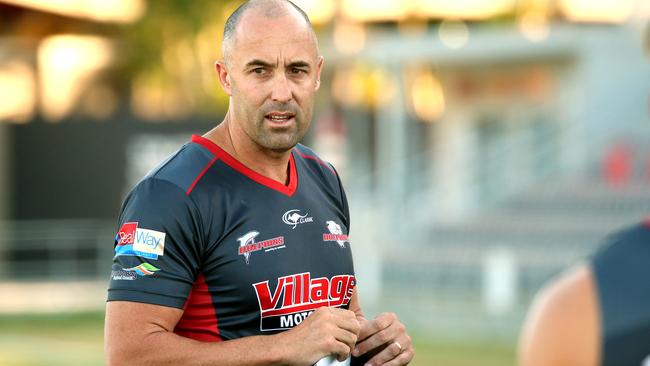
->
[{"left": 0, "top": 0, "right": 649, "bottom": 365}]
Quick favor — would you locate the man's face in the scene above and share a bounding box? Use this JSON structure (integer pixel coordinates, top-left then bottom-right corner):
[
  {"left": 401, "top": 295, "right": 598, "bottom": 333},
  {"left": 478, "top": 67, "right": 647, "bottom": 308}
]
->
[{"left": 219, "top": 10, "right": 323, "bottom": 153}]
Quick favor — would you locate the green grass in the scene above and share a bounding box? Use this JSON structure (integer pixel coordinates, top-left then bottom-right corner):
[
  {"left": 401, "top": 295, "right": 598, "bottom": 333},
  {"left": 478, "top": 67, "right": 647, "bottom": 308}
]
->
[
  {"left": 411, "top": 336, "right": 515, "bottom": 366},
  {"left": 0, "top": 312, "right": 105, "bottom": 366},
  {"left": 0, "top": 312, "right": 515, "bottom": 365}
]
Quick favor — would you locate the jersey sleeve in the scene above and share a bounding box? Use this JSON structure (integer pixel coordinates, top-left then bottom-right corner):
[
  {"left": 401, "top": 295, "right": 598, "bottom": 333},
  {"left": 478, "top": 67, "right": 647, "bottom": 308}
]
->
[
  {"left": 331, "top": 165, "right": 350, "bottom": 230},
  {"left": 107, "top": 177, "right": 204, "bottom": 309},
  {"left": 339, "top": 179, "right": 350, "bottom": 230}
]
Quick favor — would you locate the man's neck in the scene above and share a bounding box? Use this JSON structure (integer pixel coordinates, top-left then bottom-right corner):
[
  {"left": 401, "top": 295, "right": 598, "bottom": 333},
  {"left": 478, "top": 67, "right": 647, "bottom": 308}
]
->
[{"left": 203, "top": 114, "right": 292, "bottom": 185}]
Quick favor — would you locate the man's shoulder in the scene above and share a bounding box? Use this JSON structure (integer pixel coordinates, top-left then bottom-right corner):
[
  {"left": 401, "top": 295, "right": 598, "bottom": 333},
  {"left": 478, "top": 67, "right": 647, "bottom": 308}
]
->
[
  {"left": 591, "top": 221, "right": 650, "bottom": 278},
  {"left": 519, "top": 264, "right": 599, "bottom": 366},
  {"left": 590, "top": 221, "right": 650, "bottom": 365},
  {"left": 140, "top": 141, "right": 218, "bottom": 195},
  {"left": 293, "top": 143, "right": 338, "bottom": 177}
]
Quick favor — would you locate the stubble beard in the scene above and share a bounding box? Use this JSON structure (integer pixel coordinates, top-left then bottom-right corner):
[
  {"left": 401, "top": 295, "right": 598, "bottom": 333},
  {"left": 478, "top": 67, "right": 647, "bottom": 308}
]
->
[
  {"left": 248, "top": 103, "right": 311, "bottom": 153},
  {"left": 229, "top": 82, "right": 313, "bottom": 153},
  {"left": 255, "top": 116, "right": 306, "bottom": 152}
]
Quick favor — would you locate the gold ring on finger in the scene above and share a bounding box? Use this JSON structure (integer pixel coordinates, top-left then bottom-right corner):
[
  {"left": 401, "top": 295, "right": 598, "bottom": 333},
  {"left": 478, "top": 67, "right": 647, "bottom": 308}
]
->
[{"left": 393, "top": 341, "right": 403, "bottom": 353}]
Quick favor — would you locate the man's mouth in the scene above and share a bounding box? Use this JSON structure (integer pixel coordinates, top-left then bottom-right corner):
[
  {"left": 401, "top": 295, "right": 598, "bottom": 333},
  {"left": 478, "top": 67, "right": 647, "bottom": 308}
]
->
[{"left": 265, "top": 112, "right": 295, "bottom": 124}]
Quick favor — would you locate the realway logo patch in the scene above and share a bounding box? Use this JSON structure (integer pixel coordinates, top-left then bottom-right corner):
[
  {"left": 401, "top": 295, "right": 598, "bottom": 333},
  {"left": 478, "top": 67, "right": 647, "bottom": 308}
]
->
[
  {"left": 114, "top": 222, "right": 166, "bottom": 260},
  {"left": 253, "top": 272, "right": 356, "bottom": 331},
  {"left": 282, "top": 209, "right": 314, "bottom": 229},
  {"left": 238, "top": 231, "right": 285, "bottom": 264}
]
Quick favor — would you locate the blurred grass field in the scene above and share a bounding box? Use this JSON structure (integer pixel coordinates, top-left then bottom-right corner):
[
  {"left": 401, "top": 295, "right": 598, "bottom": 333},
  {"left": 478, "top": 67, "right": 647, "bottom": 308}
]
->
[{"left": 0, "top": 312, "right": 515, "bottom": 365}]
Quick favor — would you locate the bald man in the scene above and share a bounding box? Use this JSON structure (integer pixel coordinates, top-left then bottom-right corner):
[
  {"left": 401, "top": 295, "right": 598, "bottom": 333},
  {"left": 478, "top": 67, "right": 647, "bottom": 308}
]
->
[
  {"left": 519, "top": 220, "right": 650, "bottom": 366},
  {"left": 104, "top": 1, "right": 413, "bottom": 365}
]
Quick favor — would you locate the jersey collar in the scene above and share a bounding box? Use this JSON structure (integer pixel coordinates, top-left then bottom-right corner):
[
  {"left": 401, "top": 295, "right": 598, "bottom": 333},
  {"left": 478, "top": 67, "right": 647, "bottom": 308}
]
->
[{"left": 191, "top": 135, "right": 298, "bottom": 197}]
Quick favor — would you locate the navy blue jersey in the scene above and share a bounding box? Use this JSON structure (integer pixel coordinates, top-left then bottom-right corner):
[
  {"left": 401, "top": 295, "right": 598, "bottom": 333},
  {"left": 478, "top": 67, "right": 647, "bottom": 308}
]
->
[
  {"left": 592, "top": 220, "right": 650, "bottom": 366},
  {"left": 107, "top": 135, "right": 355, "bottom": 342}
]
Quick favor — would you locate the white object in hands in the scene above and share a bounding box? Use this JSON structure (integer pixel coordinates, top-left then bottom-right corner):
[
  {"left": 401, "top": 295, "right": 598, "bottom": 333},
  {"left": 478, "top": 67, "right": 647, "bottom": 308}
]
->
[{"left": 315, "top": 355, "right": 350, "bottom": 366}]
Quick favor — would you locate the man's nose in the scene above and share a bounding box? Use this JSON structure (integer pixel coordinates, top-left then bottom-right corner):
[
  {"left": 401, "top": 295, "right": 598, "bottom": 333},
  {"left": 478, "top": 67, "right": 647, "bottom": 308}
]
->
[{"left": 270, "top": 73, "right": 292, "bottom": 103}]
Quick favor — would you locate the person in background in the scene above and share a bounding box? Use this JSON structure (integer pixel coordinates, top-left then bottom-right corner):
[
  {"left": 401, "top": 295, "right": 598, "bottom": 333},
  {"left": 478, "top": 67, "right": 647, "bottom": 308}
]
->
[
  {"left": 519, "top": 220, "right": 650, "bottom": 366},
  {"left": 519, "top": 25, "right": 650, "bottom": 366}
]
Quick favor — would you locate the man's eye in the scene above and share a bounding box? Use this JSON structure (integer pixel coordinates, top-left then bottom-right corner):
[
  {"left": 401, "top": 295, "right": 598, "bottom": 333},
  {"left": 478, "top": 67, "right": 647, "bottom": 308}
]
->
[
  {"left": 253, "top": 68, "right": 265, "bottom": 74},
  {"left": 291, "top": 68, "right": 305, "bottom": 74}
]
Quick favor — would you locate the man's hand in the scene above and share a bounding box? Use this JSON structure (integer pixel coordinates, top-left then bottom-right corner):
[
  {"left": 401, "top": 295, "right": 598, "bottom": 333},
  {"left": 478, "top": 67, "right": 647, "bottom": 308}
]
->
[
  {"left": 278, "top": 306, "right": 361, "bottom": 365},
  {"left": 351, "top": 312, "right": 413, "bottom": 366}
]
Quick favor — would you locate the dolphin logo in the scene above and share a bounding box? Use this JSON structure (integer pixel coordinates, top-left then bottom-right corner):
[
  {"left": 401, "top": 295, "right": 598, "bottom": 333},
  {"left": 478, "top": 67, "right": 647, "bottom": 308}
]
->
[{"left": 237, "top": 231, "right": 259, "bottom": 264}]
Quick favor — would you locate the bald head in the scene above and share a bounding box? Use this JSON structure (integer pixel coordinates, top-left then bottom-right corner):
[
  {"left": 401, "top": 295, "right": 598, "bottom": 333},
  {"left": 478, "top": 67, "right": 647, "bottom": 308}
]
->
[{"left": 222, "top": 0, "right": 317, "bottom": 64}]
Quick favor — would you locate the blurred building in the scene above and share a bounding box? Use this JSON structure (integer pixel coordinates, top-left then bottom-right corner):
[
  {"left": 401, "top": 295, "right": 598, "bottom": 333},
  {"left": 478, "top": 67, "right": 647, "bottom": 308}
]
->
[{"left": 316, "top": 1, "right": 650, "bottom": 219}]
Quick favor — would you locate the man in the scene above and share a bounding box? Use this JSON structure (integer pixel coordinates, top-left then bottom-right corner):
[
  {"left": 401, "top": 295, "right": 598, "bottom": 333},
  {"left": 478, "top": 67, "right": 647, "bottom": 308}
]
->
[
  {"left": 104, "top": 1, "right": 414, "bottom": 365},
  {"left": 518, "top": 220, "right": 650, "bottom": 366}
]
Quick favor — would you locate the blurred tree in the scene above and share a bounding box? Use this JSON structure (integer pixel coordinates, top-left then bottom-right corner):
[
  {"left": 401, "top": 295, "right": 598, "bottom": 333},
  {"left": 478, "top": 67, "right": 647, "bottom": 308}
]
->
[{"left": 118, "top": 0, "right": 245, "bottom": 120}]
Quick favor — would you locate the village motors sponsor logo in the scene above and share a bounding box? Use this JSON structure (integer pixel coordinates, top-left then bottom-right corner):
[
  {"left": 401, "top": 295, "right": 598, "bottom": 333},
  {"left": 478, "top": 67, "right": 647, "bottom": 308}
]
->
[
  {"left": 238, "top": 231, "right": 285, "bottom": 264},
  {"left": 282, "top": 209, "right": 314, "bottom": 229},
  {"left": 253, "top": 272, "right": 356, "bottom": 331},
  {"left": 114, "top": 222, "right": 166, "bottom": 260}
]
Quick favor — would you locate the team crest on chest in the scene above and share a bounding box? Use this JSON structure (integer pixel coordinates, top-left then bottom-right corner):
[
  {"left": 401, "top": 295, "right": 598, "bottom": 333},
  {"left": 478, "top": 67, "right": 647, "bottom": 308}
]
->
[
  {"left": 237, "top": 231, "right": 285, "bottom": 264},
  {"left": 323, "top": 221, "right": 349, "bottom": 248}
]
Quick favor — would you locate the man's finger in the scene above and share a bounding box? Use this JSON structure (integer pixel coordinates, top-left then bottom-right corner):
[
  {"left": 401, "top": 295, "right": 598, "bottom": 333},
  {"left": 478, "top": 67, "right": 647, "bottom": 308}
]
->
[
  {"left": 329, "top": 329, "right": 356, "bottom": 362},
  {"left": 353, "top": 327, "right": 393, "bottom": 357},
  {"left": 331, "top": 308, "right": 361, "bottom": 335},
  {"left": 357, "top": 312, "right": 395, "bottom": 341},
  {"left": 364, "top": 341, "right": 403, "bottom": 366},
  {"left": 332, "top": 341, "right": 352, "bottom": 362},
  {"left": 378, "top": 348, "right": 414, "bottom": 366},
  {"left": 332, "top": 326, "right": 358, "bottom": 352}
]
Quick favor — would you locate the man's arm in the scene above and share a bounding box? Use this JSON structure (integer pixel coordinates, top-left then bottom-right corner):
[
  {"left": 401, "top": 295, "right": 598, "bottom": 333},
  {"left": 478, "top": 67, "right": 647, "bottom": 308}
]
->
[
  {"left": 348, "top": 289, "right": 414, "bottom": 366},
  {"left": 348, "top": 287, "right": 365, "bottom": 321},
  {"left": 518, "top": 264, "right": 600, "bottom": 366},
  {"left": 105, "top": 301, "right": 360, "bottom": 366}
]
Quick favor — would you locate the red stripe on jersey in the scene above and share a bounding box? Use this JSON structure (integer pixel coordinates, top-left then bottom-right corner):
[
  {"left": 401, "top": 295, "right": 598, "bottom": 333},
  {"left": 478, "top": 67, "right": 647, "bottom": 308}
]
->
[
  {"left": 174, "top": 274, "right": 221, "bottom": 342},
  {"left": 186, "top": 156, "right": 219, "bottom": 195},
  {"left": 191, "top": 135, "right": 298, "bottom": 197},
  {"left": 294, "top": 150, "right": 336, "bottom": 175}
]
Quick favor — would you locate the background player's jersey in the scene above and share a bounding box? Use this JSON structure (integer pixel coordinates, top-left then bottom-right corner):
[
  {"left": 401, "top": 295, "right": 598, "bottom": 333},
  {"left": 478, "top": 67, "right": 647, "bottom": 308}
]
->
[
  {"left": 592, "top": 221, "right": 650, "bottom": 366},
  {"left": 107, "top": 135, "right": 355, "bottom": 342}
]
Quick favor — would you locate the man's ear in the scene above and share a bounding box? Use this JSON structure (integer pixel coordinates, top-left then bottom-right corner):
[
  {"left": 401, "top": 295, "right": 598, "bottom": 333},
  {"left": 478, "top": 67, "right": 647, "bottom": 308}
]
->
[
  {"left": 215, "top": 61, "right": 232, "bottom": 96},
  {"left": 315, "top": 56, "right": 324, "bottom": 91}
]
